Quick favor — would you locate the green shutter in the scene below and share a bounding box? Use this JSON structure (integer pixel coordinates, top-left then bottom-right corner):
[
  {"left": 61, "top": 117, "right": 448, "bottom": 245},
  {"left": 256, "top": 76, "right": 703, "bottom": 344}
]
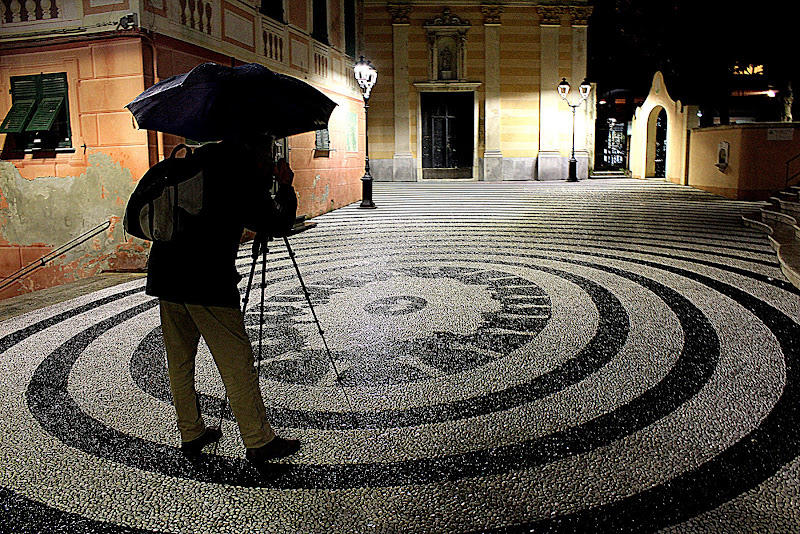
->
[
  {"left": 25, "top": 96, "right": 64, "bottom": 132},
  {"left": 11, "top": 76, "right": 38, "bottom": 100},
  {"left": 0, "top": 99, "right": 37, "bottom": 133},
  {"left": 40, "top": 73, "right": 68, "bottom": 97},
  {"left": 1, "top": 76, "right": 40, "bottom": 133}
]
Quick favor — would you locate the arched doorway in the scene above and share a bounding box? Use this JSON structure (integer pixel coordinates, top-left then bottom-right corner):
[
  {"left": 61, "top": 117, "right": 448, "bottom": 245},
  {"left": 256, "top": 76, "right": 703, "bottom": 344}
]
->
[{"left": 645, "top": 106, "right": 668, "bottom": 178}]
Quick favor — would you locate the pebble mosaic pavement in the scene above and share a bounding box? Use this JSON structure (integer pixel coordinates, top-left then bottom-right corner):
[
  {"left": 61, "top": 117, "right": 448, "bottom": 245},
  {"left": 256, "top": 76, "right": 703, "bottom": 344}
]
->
[{"left": 1, "top": 179, "right": 800, "bottom": 533}]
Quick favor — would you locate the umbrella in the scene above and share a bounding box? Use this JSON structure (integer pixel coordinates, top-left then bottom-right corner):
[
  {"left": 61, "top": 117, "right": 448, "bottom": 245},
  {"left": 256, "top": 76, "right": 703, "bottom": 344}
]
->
[{"left": 126, "top": 62, "right": 337, "bottom": 141}]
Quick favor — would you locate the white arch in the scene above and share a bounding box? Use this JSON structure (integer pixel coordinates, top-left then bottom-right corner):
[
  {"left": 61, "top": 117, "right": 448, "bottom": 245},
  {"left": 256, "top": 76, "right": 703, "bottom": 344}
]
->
[{"left": 629, "top": 72, "right": 694, "bottom": 184}]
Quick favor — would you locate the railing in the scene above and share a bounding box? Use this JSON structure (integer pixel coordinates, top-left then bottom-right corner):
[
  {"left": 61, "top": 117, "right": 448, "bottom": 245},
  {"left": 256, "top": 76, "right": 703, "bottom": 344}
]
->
[
  {"left": 0, "top": 221, "right": 110, "bottom": 294},
  {"left": 314, "top": 51, "right": 329, "bottom": 78},
  {"left": 787, "top": 152, "right": 800, "bottom": 189},
  {"left": 264, "top": 29, "right": 284, "bottom": 62},
  {"left": 1, "top": 0, "right": 60, "bottom": 23},
  {"left": 178, "top": 0, "right": 212, "bottom": 34}
]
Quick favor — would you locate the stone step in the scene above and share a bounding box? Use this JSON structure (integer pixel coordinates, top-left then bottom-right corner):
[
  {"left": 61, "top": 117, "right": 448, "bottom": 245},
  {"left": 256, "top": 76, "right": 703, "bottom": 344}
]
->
[
  {"left": 779, "top": 198, "right": 800, "bottom": 219},
  {"left": 744, "top": 206, "right": 800, "bottom": 290},
  {"left": 590, "top": 170, "right": 628, "bottom": 179}
]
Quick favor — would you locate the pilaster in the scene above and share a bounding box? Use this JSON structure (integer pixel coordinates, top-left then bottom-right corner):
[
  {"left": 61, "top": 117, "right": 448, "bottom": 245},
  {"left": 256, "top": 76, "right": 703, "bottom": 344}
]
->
[
  {"left": 482, "top": 4, "right": 502, "bottom": 182},
  {"left": 536, "top": 5, "right": 564, "bottom": 180},
  {"left": 389, "top": 3, "right": 416, "bottom": 181}
]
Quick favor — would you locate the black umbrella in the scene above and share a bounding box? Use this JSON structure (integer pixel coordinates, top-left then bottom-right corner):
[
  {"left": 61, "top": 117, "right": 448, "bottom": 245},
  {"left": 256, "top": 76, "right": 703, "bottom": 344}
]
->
[{"left": 126, "top": 62, "right": 337, "bottom": 141}]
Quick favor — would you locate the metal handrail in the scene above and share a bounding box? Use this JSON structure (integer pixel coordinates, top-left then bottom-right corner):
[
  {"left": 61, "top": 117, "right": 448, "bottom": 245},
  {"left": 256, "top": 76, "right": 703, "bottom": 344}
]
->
[
  {"left": 787, "top": 152, "right": 800, "bottom": 189},
  {"left": 0, "top": 220, "right": 112, "bottom": 294}
]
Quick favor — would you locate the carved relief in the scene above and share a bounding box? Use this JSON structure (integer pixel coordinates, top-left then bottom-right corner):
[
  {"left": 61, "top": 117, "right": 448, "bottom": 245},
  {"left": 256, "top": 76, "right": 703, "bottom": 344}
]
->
[
  {"left": 481, "top": 5, "right": 503, "bottom": 25},
  {"left": 425, "top": 7, "right": 470, "bottom": 27},
  {"left": 569, "top": 6, "right": 593, "bottom": 26},
  {"left": 388, "top": 3, "right": 412, "bottom": 25},
  {"left": 537, "top": 6, "right": 564, "bottom": 26}
]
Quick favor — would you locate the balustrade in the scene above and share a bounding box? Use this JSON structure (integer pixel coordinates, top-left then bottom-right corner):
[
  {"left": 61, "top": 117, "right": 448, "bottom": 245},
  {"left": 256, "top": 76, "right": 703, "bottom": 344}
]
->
[
  {"left": 314, "top": 51, "right": 329, "bottom": 78},
  {"left": 264, "top": 30, "right": 284, "bottom": 62},
  {"left": 178, "top": 0, "right": 212, "bottom": 34},
  {"left": 1, "top": 0, "right": 60, "bottom": 24}
]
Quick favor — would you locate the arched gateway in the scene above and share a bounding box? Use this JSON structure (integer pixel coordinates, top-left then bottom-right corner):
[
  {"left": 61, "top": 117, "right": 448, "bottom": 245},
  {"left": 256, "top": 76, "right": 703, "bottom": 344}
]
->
[{"left": 629, "top": 72, "right": 698, "bottom": 184}]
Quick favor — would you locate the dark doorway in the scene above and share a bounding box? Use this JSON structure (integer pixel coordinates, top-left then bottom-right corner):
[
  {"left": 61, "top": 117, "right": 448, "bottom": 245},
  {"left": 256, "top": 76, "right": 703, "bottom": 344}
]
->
[
  {"left": 421, "top": 92, "right": 473, "bottom": 179},
  {"left": 654, "top": 108, "right": 667, "bottom": 178}
]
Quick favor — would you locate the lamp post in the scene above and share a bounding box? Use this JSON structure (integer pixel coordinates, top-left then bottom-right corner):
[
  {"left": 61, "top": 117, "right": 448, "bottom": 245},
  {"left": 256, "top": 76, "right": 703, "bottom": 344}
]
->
[
  {"left": 557, "top": 77, "right": 591, "bottom": 182},
  {"left": 354, "top": 56, "right": 378, "bottom": 208}
]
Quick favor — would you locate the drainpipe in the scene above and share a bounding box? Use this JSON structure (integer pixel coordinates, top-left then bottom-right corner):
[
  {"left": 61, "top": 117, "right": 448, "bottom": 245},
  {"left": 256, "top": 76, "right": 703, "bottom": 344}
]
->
[{"left": 141, "top": 32, "right": 164, "bottom": 163}]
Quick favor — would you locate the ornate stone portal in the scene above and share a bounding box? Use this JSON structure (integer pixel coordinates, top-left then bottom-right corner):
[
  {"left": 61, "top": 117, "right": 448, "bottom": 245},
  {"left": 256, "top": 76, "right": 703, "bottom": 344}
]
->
[{"left": 424, "top": 8, "right": 471, "bottom": 81}]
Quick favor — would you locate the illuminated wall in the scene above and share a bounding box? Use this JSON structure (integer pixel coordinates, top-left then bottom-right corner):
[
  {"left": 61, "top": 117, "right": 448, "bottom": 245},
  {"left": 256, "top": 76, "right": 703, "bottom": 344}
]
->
[
  {"left": 363, "top": 1, "right": 593, "bottom": 181},
  {"left": 0, "top": 0, "right": 364, "bottom": 298}
]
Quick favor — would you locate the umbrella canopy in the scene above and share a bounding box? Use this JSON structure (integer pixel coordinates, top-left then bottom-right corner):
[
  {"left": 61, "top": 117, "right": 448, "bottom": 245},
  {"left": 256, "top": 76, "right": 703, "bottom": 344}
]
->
[{"left": 126, "top": 63, "right": 337, "bottom": 141}]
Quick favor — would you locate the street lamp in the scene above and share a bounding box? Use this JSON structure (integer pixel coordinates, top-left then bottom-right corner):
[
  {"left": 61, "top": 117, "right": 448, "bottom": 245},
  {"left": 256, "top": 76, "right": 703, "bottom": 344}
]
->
[
  {"left": 354, "top": 56, "right": 377, "bottom": 208},
  {"left": 557, "top": 77, "right": 592, "bottom": 182}
]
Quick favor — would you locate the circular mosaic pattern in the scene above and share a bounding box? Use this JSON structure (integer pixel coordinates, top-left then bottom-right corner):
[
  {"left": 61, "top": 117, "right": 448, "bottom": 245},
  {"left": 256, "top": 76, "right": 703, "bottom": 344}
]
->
[
  {"left": 1, "top": 180, "right": 799, "bottom": 533},
  {"left": 245, "top": 265, "right": 552, "bottom": 387}
]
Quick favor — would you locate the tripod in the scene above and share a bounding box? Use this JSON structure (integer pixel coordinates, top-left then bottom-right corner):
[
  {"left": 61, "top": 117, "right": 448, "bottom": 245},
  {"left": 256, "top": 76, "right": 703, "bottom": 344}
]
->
[{"left": 213, "top": 228, "right": 356, "bottom": 451}]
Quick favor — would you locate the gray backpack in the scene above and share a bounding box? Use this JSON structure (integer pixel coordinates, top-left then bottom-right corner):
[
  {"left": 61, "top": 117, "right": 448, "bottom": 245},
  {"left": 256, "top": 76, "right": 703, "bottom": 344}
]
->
[{"left": 124, "top": 144, "right": 204, "bottom": 241}]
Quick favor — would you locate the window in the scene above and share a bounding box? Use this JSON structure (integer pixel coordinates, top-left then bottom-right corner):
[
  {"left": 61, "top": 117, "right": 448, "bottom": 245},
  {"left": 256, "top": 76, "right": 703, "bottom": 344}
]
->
[
  {"left": 260, "top": 0, "right": 283, "bottom": 22},
  {"left": 0, "top": 73, "right": 72, "bottom": 152},
  {"left": 344, "top": 0, "right": 356, "bottom": 57},
  {"left": 312, "top": 0, "right": 328, "bottom": 44},
  {"left": 314, "top": 128, "right": 330, "bottom": 156}
]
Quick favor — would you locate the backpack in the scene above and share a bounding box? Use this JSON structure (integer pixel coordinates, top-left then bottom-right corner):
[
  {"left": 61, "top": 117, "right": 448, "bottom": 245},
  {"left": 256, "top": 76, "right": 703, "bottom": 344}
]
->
[{"left": 124, "top": 144, "right": 205, "bottom": 242}]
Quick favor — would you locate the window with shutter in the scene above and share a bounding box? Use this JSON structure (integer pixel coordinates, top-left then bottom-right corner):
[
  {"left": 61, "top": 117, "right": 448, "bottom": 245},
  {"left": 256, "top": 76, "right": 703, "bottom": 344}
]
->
[
  {"left": 0, "top": 72, "right": 72, "bottom": 153},
  {"left": 315, "top": 128, "right": 330, "bottom": 150}
]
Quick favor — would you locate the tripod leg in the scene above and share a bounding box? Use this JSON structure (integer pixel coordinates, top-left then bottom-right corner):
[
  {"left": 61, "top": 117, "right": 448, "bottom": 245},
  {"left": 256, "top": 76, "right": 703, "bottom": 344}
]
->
[
  {"left": 257, "top": 244, "right": 267, "bottom": 368},
  {"left": 282, "top": 236, "right": 359, "bottom": 423}
]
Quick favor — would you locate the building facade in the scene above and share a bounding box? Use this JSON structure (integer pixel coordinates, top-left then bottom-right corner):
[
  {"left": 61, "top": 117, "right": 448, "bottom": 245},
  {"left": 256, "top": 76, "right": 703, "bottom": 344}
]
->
[
  {"left": 0, "top": 0, "right": 365, "bottom": 298},
  {"left": 362, "top": 0, "right": 593, "bottom": 182}
]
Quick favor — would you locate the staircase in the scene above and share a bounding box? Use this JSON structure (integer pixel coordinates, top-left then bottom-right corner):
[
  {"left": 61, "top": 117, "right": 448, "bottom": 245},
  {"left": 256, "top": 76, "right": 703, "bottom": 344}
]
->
[
  {"left": 589, "top": 170, "right": 629, "bottom": 179},
  {"left": 742, "top": 185, "right": 800, "bottom": 289}
]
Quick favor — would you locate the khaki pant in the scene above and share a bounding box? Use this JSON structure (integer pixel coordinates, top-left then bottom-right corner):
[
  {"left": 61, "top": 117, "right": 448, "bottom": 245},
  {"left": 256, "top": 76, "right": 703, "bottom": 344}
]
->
[{"left": 159, "top": 300, "right": 275, "bottom": 449}]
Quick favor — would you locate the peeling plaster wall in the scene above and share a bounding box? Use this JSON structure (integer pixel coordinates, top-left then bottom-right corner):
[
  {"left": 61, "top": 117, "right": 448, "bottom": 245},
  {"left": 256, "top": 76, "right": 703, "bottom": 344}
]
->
[
  {"left": 0, "top": 152, "right": 149, "bottom": 298},
  {"left": 0, "top": 37, "right": 150, "bottom": 299}
]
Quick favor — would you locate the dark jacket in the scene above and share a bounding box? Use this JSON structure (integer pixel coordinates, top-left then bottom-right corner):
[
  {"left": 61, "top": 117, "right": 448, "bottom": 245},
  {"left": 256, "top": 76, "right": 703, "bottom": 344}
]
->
[{"left": 145, "top": 141, "right": 297, "bottom": 308}]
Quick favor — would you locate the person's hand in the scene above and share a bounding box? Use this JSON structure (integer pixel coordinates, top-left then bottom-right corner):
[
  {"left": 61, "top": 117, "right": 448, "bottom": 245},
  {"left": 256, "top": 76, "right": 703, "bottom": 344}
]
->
[{"left": 275, "top": 158, "right": 294, "bottom": 186}]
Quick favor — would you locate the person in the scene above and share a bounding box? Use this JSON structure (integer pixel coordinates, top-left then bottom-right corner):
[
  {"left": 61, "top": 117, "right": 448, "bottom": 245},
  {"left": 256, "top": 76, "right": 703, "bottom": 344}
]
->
[{"left": 145, "top": 135, "right": 300, "bottom": 474}]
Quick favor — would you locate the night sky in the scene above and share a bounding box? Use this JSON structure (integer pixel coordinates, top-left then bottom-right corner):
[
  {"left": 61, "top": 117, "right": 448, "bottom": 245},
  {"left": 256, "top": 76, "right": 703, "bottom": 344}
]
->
[{"left": 587, "top": 0, "right": 795, "bottom": 116}]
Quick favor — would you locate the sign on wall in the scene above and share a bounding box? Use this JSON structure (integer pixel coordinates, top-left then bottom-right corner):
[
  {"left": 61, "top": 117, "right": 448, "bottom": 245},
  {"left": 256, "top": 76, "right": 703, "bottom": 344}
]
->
[{"left": 767, "top": 128, "right": 795, "bottom": 141}]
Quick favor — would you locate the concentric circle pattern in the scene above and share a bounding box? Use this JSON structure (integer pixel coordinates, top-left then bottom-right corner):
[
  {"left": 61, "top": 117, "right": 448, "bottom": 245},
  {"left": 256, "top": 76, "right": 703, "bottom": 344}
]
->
[{"left": 2, "top": 180, "right": 799, "bottom": 533}]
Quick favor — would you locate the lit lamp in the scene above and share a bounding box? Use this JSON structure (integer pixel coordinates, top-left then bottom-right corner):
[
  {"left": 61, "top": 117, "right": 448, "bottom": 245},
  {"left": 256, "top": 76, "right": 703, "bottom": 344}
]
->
[
  {"left": 557, "top": 77, "right": 592, "bottom": 182},
  {"left": 354, "top": 56, "right": 378, "bottom": 208}
]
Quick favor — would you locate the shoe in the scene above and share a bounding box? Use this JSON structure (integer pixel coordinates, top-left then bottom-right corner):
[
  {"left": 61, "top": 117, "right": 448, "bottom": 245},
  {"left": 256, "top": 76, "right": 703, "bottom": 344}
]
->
[
  {"left": 181, "top": 427, "right": 222, "bottom": 457},
  {"left": 246, "top": 436, "right": 301, "bottom": 471}
]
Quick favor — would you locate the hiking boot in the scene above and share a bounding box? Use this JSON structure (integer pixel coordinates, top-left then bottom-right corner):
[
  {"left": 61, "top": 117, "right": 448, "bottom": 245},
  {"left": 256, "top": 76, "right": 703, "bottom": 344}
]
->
[
  {"left": 246, "top": 436, "right": 301, "bottom": 473},
  {"left": 181, "top": 427, "right": 222, "bottom": 457}
]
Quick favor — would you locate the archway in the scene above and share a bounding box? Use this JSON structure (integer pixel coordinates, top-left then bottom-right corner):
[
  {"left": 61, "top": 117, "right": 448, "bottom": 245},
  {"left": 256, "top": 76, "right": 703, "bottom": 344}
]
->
[{"left": 645, "top": 106, "right": 667, "bottom": 178}]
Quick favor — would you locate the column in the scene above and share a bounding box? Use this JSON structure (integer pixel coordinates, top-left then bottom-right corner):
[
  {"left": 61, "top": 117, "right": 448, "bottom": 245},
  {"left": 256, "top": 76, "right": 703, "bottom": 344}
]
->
[
  {"left": 536, "top": 6, "right": 564, "bottom": 180},
  {"left": 389, "top": 4, "right": 415, "bottom": 181},
  {"left": 482, "top": 5, "right": 503, "bottom": 182}
]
